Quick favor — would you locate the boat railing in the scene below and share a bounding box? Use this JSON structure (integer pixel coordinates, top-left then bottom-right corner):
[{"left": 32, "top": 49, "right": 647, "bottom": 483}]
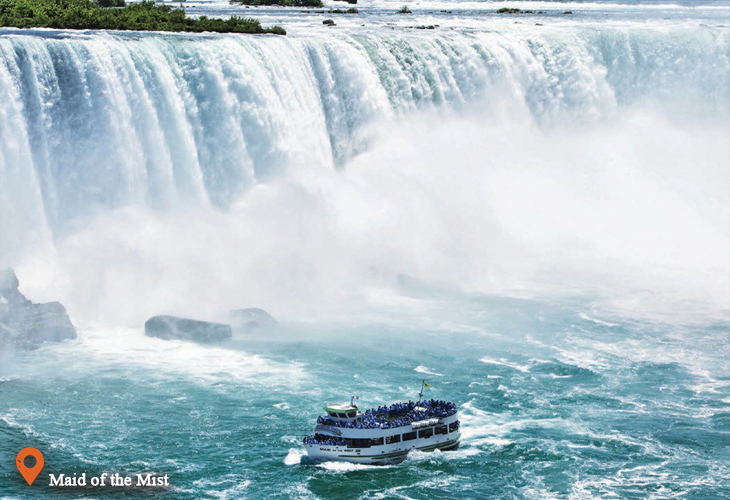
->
[
  {"left": 315, "top": 424, "right": 343, "bottom": 435},
  {"left": 411, "top": 417, "right": 441, "bottom": 429},
  {"left": 318, "top": 416, "right": 447, "bottom": 434},
  {"left": 315, "top": 400, "right": 457, "bottom": 431}
]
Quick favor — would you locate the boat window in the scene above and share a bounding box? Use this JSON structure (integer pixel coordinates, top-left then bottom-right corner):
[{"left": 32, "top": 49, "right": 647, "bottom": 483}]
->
[
  {"left": 418, "top": 428, "right": 433, "bottom": 439},
  {"left": 435, "top": 425, "right": 448, "bottom": 435},
  {"left": 448, "top": 421, "right": 460, "bottom": 432},
  {"left": 328, "top": 412, "right": 337, "bottom": 418},
  {"left": 347, "top": 438, "right": 371, "bottom": 448},
  {"left": 347, "top": 412, "right": 356, "bottom": 418},
  {"left": 402, "top": 431, "right": 416, "bottom": 441},
  {"left": 370, "top": 438, "right": 384, "bottom": 446},
  {"left": 386, "top": 435, "right": 401, "bottom": 444}
]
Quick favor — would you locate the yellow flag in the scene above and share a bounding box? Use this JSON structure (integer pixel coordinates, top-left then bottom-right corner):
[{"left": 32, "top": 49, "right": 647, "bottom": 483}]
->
[{"left": 423, "top": 382, "right": 431, "bottom": 388}]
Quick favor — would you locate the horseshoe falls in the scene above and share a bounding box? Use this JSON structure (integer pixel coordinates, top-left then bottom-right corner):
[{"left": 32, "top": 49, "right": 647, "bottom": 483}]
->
[{"left": 0, "top": 1, "right": 728, "bottom": 499}]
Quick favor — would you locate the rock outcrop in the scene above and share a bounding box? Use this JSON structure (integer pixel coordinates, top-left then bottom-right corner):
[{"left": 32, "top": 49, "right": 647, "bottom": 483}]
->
[
  {"left": 144, "top": 315, "right": 232, "bottom": 343},
  {"left": 229, "top": 308, "right": 277, "bottom": 330},
  {"left": 0, "top": 269, "right": 77, "bottom": 349}
]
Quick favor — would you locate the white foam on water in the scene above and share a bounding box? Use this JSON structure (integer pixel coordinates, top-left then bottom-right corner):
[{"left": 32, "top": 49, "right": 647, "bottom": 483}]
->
[
  {"left": 280, "top": 484, "right": 318, "bottom": 500},
  {"left": 83, "top": 325, "right": 308, "bottom": 388},
  {"left": 1, "top": 413, "right": 41, "bottom": 438},
  {"left": 468, "top": 379, "right": 500, "bottom": 388},
  {"left": 457, "top": 400, "right": 515, "bottom": 447},
  {"left": 284, "top": 448, "right": 305, "bottom": 466},
  {"left": 578, "top": 312, "right": 620, "bottom": 327},
  {"left": 435, "top": 322, "right": 499, "bottom": 337},
  {"left": 520, "top": 473, "right": 563, "bottom": 500},
  {"left": 479, "top": 357, "right": 531, "bottom": 373},
  {"left": 444, "top": 447, "right": 482, "bottom": 459},
  {"left": 414, "top": 365, "right": 443, "bottom": 377},
  {"left": 406, "top": 446, "right": 481, "bottom": 462},
  {"left": 1, "top": 411, "right": 100, "bottom": 465},
  {"left": 367, "top": 475, "right": 459, "bottom": 500},
  {"left": 1, "top": 324, "right": 309, "bottom": 394},
  {"left": 552, "top": 345, "right": 614, "bottom": 373},
  {"left": 193, "top": 477, "right": 251, "bottom": 500},
  {"left": 459, "top": 400, "right": 660, "bottom": 454},
  {"left": 568, "top": 459, "right": 727, "bottom": 500},
  {"left": 554, "top": 329, "right": 729, "bottom": 385},
  {"left": 470, "top": 436, "right": 512, "bottom": 448},
  {"left": 318, "top": 461, "right": 388, "bottom": 472},
  {"left": 164, "top": 458, "right": 202, "bottom": 473}
]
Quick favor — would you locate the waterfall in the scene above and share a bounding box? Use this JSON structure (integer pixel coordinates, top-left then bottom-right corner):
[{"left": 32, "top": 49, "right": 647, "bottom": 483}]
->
[{"left": 0, "top": 25, "right": 727, "bottom": 320}]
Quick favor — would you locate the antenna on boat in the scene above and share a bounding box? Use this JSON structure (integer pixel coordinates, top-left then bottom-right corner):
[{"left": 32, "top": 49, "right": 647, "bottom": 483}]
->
[
  {"left": 418, "top": 380, "right": 431, "bottom": 401},
  {"left": 350, "top": 395, "right": 360, "bottom": 407}
]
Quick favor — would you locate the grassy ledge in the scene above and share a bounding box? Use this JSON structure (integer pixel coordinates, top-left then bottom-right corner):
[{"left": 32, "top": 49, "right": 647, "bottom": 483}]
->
[{"left": 0, "top": 0, "right": 286, "bottom": 34}]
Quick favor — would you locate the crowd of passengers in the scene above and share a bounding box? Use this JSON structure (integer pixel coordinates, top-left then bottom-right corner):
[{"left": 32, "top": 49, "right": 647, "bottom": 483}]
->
[
  {"left": 315, "top": 400, "right": 457, "bottom": 430},
  {"left": 303, "top": 435, "right": 347, "bottom": 446}
]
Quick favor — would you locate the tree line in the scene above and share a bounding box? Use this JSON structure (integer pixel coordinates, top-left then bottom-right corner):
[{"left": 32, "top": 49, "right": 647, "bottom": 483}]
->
[{"left": 0, "top": 0, "right": 286, "bottom": 34}]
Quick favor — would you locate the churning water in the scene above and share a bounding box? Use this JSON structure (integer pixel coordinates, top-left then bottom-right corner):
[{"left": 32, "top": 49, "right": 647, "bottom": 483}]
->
[{"left": 1, "top": 0, "right": 728, "bottom": 498}]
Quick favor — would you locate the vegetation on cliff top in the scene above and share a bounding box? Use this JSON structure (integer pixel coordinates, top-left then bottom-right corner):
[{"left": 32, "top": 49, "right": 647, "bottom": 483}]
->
[
  {"left": 230, "top": 0, "right": 323, "bottom": 8},
  {"left": 0, "top": 0, "right": 286, "bottom": 34}
]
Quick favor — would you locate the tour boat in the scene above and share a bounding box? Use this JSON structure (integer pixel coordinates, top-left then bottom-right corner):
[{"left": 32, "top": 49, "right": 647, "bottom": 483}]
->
[{"left": 303, "top": 397, "right": 460, "bottom": 464}]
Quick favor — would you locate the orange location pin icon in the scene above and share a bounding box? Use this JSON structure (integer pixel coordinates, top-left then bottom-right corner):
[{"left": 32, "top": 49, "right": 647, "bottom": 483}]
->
[{"left": 16, "top": 447, "right": 44, "bottom": 486}]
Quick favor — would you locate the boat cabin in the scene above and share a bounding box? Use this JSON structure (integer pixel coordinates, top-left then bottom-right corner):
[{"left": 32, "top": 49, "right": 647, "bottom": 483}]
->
[{"left": 324, "top": 403, "right": 359, "bottom": 423}]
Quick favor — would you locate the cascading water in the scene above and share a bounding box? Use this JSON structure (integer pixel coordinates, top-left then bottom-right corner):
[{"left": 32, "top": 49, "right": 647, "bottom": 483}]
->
[
  {"left": 2, "top": 28, "right": 727, "bottom": 237},
  {"left": 1, "top": 2, "right": 729, "bottom": 498},
  {"left": 1, "top": 26, "right": 728, "bottom": 321}
]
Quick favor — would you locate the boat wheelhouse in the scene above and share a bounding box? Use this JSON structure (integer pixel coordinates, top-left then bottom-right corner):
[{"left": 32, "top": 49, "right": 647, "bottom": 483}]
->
[{"left": 303, "top": 399, "right": 460, "bottom": 465}]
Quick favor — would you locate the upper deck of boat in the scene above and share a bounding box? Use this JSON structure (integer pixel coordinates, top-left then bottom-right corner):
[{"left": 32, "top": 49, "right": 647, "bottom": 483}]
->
[{"left": 316, "top": 399, "right": 458, "bottom": 432}]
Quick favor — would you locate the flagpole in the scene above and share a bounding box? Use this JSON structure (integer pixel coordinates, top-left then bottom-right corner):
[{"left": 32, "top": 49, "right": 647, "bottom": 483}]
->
[{"left": 418, "top": 379, "right": 425, "bottom": 400}]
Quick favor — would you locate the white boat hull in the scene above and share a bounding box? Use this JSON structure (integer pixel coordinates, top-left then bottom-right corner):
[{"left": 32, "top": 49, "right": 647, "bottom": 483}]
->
[{"left": 305, "top": 432, "right": 461, "bottom": 465}]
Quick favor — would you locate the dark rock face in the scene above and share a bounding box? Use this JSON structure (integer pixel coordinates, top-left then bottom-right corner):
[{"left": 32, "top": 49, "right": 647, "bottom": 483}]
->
[
  {"left": 0, "top": 269, "right": 77, "bottom": 349},
  {"left": 0, "top": 268, "right": 27, "bottom": 306},
  {"left": 230, "top": 308, "right": 277, "bottom": 330},
  {"left": 144, "top": 315, "right": 232, "bottom": 343}
]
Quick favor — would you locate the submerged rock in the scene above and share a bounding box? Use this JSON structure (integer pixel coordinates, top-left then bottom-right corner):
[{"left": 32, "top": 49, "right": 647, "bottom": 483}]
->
[
  {"left": 145, "top": 315, "right": 232, "bottom": 343},
  {"left": 0, "top": 269, "right": 77, "bottom": 349},
  {"left": 229, "top": 308, "right": 277, "bottom": 330}
]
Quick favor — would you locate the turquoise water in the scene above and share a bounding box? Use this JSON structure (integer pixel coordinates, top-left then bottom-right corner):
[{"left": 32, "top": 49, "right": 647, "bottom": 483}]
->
[
  {"left": 2, "top": 295, "right": 729, "bottom": 499},
  {"left": 1, "top": 0, "right": 729, "bottom": 498}
]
